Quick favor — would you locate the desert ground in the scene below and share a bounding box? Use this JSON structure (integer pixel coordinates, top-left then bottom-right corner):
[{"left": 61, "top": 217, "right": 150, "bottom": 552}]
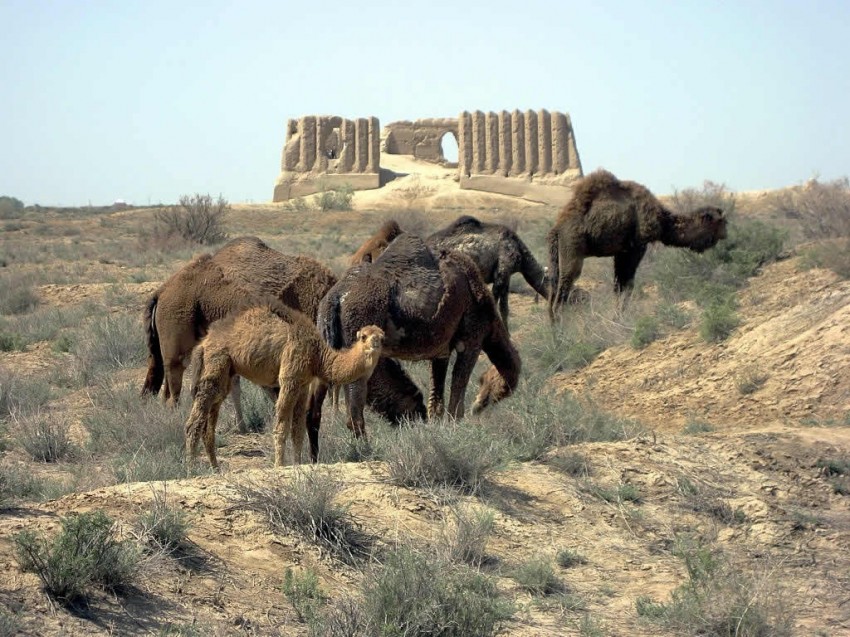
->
[{"left": 0, "top": 158, "right": 848, "bottom": 636}]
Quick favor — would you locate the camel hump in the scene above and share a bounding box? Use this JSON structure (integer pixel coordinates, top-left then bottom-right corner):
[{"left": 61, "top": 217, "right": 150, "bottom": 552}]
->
[
  {"left": 450, "top": 215, "right": 482, "bottom": 229},
  {"left": 375, "top": 233, "right": 439, "bottom": 271}
]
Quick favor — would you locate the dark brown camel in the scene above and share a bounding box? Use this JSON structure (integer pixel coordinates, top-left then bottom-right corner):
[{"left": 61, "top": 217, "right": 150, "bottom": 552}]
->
[
  {"left": 141, "top": 236, "right": 424, "bottom": 460},
  {"left": 350, "top": 219, "right": 403, "bottom": 265},
  {"left": 548, "top": 169, "right": 727, "bottom": 319},
  {"left": 318, "top": 233, "right": 521, "bottom": 445},
  {"left": 350, "top": 216, "right": 549, "bottom": 327}
]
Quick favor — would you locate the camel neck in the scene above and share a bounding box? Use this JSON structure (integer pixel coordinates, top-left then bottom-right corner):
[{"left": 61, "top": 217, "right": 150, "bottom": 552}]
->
[{"left": 320, "top": 345, "right": 373, "bottom": 385}]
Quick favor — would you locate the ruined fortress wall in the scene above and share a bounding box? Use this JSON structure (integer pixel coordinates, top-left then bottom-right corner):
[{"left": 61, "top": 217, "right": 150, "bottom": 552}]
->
[
  {"left": 457, "top": 108, "right": 583, "bottom": 205},
  {"left": 382, "top": 118, "right": 459, "bottom": 164},
  {"left": 274, "top": 114, "right": 380, "bottom": 201}
]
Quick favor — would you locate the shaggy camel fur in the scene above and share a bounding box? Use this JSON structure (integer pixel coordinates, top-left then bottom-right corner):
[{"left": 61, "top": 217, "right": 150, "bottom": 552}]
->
[
  {"left": 548, "top": 169, "right": 727, "bottom": 318},
  {"left": 350, "top": 216, "right": 548, "bottom": 327},
  {"left": 427, "top": 216, "right": 549, "bottom": 326},
  {"left": 350, "top": 219, "right": 403, "bottom": 265},
  {"left": 186, "top": 303, "right": 384, "bottom": 468},
  {"left": 142, "top": 236, "right": 423, "bottom": 454},
  {"left": 319, "top": 233, "right": 521, "bottom": 445}
]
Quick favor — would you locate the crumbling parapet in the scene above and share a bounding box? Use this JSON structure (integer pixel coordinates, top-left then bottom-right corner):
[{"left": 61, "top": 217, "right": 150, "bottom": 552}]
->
[
  {"left": 458, "top": 109, "right": 582, "bottom": 205},
  {"left": 382, "top": 118, "right": 459, "bottom": 165},
  {"left": 273, "top": 114, "right": 381, "bottom": 201}
]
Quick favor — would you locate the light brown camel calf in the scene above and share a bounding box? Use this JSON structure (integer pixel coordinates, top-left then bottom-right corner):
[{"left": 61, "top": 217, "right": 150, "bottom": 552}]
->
[{"left": 185, "top": 303, "right": 384, "bottom": 469}]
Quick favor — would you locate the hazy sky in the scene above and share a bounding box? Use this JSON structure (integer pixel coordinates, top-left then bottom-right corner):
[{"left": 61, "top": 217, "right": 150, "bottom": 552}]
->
[{"left": 2, "top": 0, "right": 848, "bottom": 206}]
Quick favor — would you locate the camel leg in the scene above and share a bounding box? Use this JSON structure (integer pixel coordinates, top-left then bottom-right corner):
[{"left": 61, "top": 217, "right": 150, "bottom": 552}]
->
[
  {"left": 306, "top": 381, "right": 328, "bottom": 463},
  {"left": 344, "top": 378, "right": 369, "bottom": 439},
  {"left": 446, "top": 349, "right": 480, "bottom": 420},
  {"left": 291, "top": 389, "right": 309, "bottom": 465},
  {"left": 492, "top": 268, "right": 512, "bottom": 328},
  {"left": 429, "top": 357, "right": 449, "bottom": 419},
  {"left": 230, "top": 375, "right": 246, "bottom": 433},
  {"left": 164, "top": 357, "right": 186, "bottom": 407},
  {"left": 550, "top": 253, "right": 583, "bottom": 319},
  {"left": 184, "top": 357, "right": 231, "bottom": 469},
  {"left": 613, "top": 245, "right": 646, "bottom": 296},
  {"left": 273, "top": 379, "right": 299, "bottom": 467}
]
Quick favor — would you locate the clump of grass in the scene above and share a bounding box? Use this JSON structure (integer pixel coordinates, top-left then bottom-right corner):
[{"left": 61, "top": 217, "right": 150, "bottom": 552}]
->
[
  {"left": 556, "top": 548, "right": 587, "bottom": 569},
  {"left": 0, "top": 331, "right": 25, "bottom": 352},
  {"left": 635, "top": 536, "right": 794, "bottom": 636},
  {"left": 316, "top": 184, "right": 354, "bottom": 212},
  {"left": 631, "top": 315, "right": 660, "bottom": 349},
  {"left": 384, "top": 418, "right": 508, "bottom": 494},
  {"left": 237, "top": 381, "right": 273, "bottom": 433},
  {"left": 0, "top": 367, "right": 52, "bottom": 419},
  {"left": 14, "top": 511, "right": 140, "bottom": 607},
  {"left": 798, "top": 238, "right": 850, "bottom": 279},
  {"left": 585, "top": 482, "right": 642, "bottom": 504},
  {"left": 769, "top": 176, "right": 850, "bottom": 240},
  {"left": 282, "top": 567, "right": 326, "bottom": 623},
  {"left": 699, "top": 300, "right": 740, "bottom": 343},
  {"left": 682, "top": 419, "right": 715, "bottom": 435},
  {"left": 84, "top": 382, "right": 194, "bottom": 484},
  {"left": 134, "top": 487, "right": 191, "bottom": 554},
  {"left": 735, "top": 365, "right": 769, "bottom": 395},
  {"left": 233, "top": 468, "right": 371, "bottom": 563},
  {"left": 353, "top": 547, "right": 512, "bottom": 637},
  {"left": 438, "top": 505, "right": 495, "bottom": 566},
  {"left": 677, "top": 477, "right": 746, "bottom": 525},
  {"left": 0, "top": 272, "right": 40, "bottom": 315},
  {"left": 512, "top": 556, "right": 564, "bottom": 596},
  {"left": 11, "top": 409, "right": 75, "bottom": 462},
  {"left": 0, "top": 463, "right": 63, "bottom": 506},
  {"left": 0, "top": 610, "right": 20, "bottom": 636},
  {"left": 71, "top": 313, "right": 146, "bottom": 385}
]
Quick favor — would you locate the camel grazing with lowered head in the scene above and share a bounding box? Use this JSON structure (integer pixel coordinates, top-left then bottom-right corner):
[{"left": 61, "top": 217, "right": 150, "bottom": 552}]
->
[
  {"left": 318, "top": 233, "right": 521, "bottom": 446},
  {"left": 350, "top": 216, "right": 548, "bottom": 328},
  {"left": 548, "top": 169, "right": 727, "bottom": 319},
  {"left": 186, "top": 302, "right": 384, "bottom": 468}
]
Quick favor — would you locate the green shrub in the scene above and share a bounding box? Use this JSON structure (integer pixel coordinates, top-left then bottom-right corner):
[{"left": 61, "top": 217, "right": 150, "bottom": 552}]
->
[
  {"left": 134, "top": 488, "right": 191, "bottom": 554},
  {"left": 735, "top": 365, "right": 768, "bottom": 395},
  {"left": 14, "top": 511, "right": 139, "bottom": 606},
  {"left": 359, "top": 547, "right": 512, "bottom": 637},
  {"left": 0, "top": 196, "right": 25, "bottom": 219},
  {"left": 153, "top": 193, "right": 228, "bottom": 245},
  {"left": 0, "top": 331, "right": 25, "bottom": 352},
  {"left": 799, "top": 238, "right": 850, "bottom": 279},
  {"left": 699, "top": 301, "right": 740, "bottom": 342},
  {"left": 234, "top": 468, "right": 370, "bottom": 563},
  {"left": 282, "top": 567, "right": 326, "bottom": 623},
  {"left": 631, "top": 315, "right": 660, "bottom": 349},
  {"left": 0, "top": 273, "right": 39, "bottom": 315},
  {"left": 237, "top": 381, "right": 273, "bottom": 433},
  {"left": 636, "top": 537, "right": 793, "bottom": 636},
  {"left": 0, "top": 368, "right": 52, "bottom": 419},
  {"left": 0, "top": 610, "right": 20, "bottom": 637},
  {"left": 512, "top": 556, "right": 563, "bottom": 596},
  {"left": 556, "top": 548, "right": 588, "bottom": 568},
  {"left": 438, "top": 506, "right": 495, "bottom": 566},
  {"left": 682, "top": 420, "right": 715, "bottom": 435},
  {"left": 384, "top": 418, "right": 508, "bottom": 494},
  {"left": 316, "top": 184, "right": 354, "bottom": 212},
  {"left": 0, "top": 463, "right": 59, "bottom": 506}
]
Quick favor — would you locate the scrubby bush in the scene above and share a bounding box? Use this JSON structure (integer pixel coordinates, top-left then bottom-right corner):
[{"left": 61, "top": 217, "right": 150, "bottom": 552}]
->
[
  {"left": 770, "top": 176, "right": 850, "bottom": 240},
  {"left": 282, "top": 567, "right": 326, "bottom": 623},
  {"left": 134, "top": 488, "right": 191, "bottom": 554},
  {"left": 0, "top": 196, "right": 24, "bottom": 219},
  {"left": 438, "top": 505, "right": 495, "bottom": 566},
  {"left": 0, "top": 272, "right": 39, "bottom": 315},
  {"left": 234, "top": 468, "right": 370, "bottom": 563},
  {"left": 153, "top": 193, "right": 228, "bottom": 245},
  {"left": 72, "top": 313, "right": 146, "bottom": 384},
  {"left": 14, "top": 511, "right": 139, "bottom": 606},
  {"left": 316, "top": 184, "right": 354, "bottom": 212},
  {"left": 512, "top": 556, "right": 563, "bottom": 596},
  {"left": 0, "top": 368, "right": 52, "bottom": 419},
  {"left": 11, "top": 409, "right": 75, "bottom": 462},
  {"left": 699, "top": 300, "right": 740, "bottom": 343},
  {"left": 631, "top": 315, "right": 660, "bottom": 349}
]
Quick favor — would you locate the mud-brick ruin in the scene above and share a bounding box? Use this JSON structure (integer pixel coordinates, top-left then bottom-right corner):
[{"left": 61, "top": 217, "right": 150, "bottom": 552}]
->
[{"left": 273, "top": 109, "right": 583, "bottom": 205}]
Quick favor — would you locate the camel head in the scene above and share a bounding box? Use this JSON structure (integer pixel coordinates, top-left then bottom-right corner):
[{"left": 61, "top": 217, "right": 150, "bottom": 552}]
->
[
  {"left": 354, "top": 325, "right": 385, "bottom": 366},
  {"left": 471, "top": 365, "right": 512, "bottom": 415},
  {"left": 684, "top": 206, "right": 727, "bottom": 253}
]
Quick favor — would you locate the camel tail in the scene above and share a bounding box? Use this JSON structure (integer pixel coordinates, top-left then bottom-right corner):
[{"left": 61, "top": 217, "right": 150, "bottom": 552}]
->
[
  {"left": 141, "top": 294, "right": 164, "bottom": 396},
  {"left": 318, "top": 292, "right": 344, "bottom": 349},
  {"left": 516, "top": 235, "right": 549, "bottom": 298}
]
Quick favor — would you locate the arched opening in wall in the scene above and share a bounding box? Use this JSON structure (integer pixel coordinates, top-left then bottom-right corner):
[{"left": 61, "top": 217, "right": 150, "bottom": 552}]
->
[{"left": 440, "top": 132, "right": 459, "bottom": 167}]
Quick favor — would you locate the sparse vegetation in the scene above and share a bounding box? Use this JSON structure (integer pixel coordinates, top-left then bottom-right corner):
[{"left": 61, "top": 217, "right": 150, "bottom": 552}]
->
[
  {"left": 631, "top": 315, "right": 660, "bottom": 349},
  {"left": 282, "top": 567, "right": 326, "bottom": 623},
  {"left": 512, "top": 556, "right": 563, "bottom": 596},
  {"left": 0, "top": 195, "right": 25, "bottom": 219},
  {"left": 769, "top": 176, "right": 850, "bottom": 240},
  {"left": 233, "top": 468, "right": 371, "bottom": 563},
  {"left": 682, "top": 419, "right": 715, "bottom": 435},
  {"left": 556, "top": 548, "right": 587, "bottom": 568},
  {"left": 153, "top": 193, "right": 229, "bottom": 245},
  {"left": 134, "top": 487, "right": 191, "bottom": 554},
  {"left": 11, "top": 409, "right": 75, "bottom": 462},
  {"left": 735, "top": 365, "right": 769, "bottom": 394},
  {"left": 438, "top": 505, "right": 495, "bottom": 566},
  {"left": 0, "top": 272, "right": 40, "bottom": 315},
  {"left": 14, "top": 511, "right": 139, "bottom": 606}
]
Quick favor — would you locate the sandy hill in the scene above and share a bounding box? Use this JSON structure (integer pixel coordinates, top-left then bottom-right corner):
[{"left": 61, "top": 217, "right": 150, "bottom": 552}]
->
[{"left": 0, "top": 171, "right": 848, "bottom": 635}]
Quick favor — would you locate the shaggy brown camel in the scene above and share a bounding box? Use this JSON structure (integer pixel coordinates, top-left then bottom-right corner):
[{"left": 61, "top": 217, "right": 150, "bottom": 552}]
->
[
  {"left": 350, "top": 219, "right": 403, "bottom": 265},
  {"left": 141, "top": 236, "right": 337, "bottom": 432},
  {"left": 350, "top": 216, "right": 548, "bottom": 327},
  {"left": 548, "top": 169, "right": 727, "bottom": 319},
  {"left": 318, "top": 233, "right": 521, "bottom": 445},
  {"left": 186, "top": 303, "right": 384, "bottom": 468},
  {"left": 426, "top": 216, "right": 549, "bottom": 326},
  {"left": 141, "top": 236, "right": 424, "bottom": 457}
]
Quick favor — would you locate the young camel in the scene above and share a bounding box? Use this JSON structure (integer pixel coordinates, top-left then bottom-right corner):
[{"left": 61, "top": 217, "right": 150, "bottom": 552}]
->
[
  {"left": 185, "top": 303, "right": 384, "bottom": 469},
  {"left": 548, "top": 169, "right": 727, "bottom": 319}
]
